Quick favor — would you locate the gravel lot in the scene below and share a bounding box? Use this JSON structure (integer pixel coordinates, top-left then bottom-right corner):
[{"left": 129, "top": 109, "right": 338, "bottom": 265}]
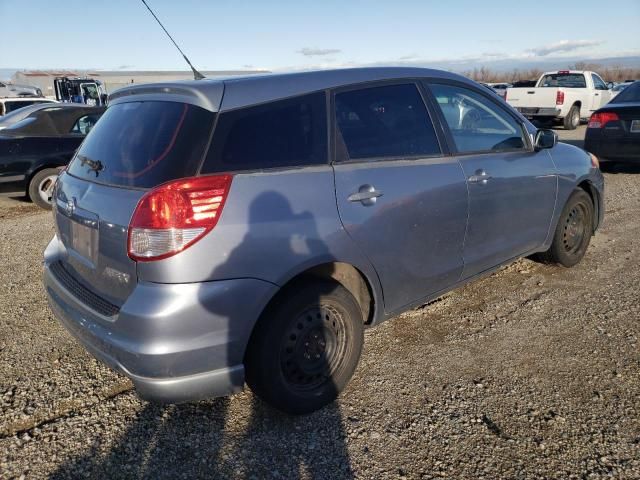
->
[{"left": 1, "top": 125, "right": 639, "bottom": 479}]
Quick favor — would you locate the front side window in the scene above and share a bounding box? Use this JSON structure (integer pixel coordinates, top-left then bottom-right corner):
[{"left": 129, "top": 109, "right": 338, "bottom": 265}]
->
[
  {"left": 429, "top": 83, "right": 527, "bottom": 153},
  {"left": 591, "top": 74, "right": 607, "bottom": 91},
  {"left": 202, "top": 92, "right": 327, "bottom": 173},
  {"left": 334, "top": 83, "right": 440, "bottom": 160}
]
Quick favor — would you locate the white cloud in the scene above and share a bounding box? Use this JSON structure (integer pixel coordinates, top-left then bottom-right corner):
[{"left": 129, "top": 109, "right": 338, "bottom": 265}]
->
[
  {"left": 527, "top": 40, "right": 604, "bottom": 57},
  {"left": 297, "top": 47, "right": 342, "bottom": 57}
]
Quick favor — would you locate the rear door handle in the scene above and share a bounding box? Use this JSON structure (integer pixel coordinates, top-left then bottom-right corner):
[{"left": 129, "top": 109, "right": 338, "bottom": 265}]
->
[
  {"left": 468, "top": 170, "right": 492, "bottom": 185},
  {"left": 348, "top": 184, "right": 383, "bottom": 206}
]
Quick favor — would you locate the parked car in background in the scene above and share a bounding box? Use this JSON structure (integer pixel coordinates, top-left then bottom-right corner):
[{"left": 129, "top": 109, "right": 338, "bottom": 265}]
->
[
  {"left": 0, "top": 97, "right": 57, "bottom": 116},
  {"left": 585, "top": 80, "right": 640, "bottom": 169},
  {"left": 44, "top": 68, "right": 603, "bottom": 415},
  {"left": 610, "top": 81, "right": 634, "bottom": 99},
  {"left": 506, "top": 70, "right": 613, "bottom": 129},
  {"left": 0, "top": 104, "right": 105, "bottom": 208},
  {"left": 487, "top": 82, "right": 511, "bottom": 99},
  {"left": 478, "top": 82, "right": 507, "bottom": 100},
  {"left": 0, "top": 80, "right": 43, "bottom": 98}
]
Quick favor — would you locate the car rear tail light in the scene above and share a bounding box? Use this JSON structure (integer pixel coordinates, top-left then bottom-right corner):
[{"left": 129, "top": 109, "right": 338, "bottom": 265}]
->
[
  {"left": 128, "top": 174, "right": 233, "bottom": 261},
  {"left": 556, "top": 91, "right": 565, "bottom": 105},
  {"left": 588, "top": 112, "right": 619, "bottom": 128}
]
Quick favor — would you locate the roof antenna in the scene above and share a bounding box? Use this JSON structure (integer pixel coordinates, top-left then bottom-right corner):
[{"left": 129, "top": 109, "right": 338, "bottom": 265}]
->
[{"left": 140, "top": 0, "right": 205, "bottom": 80}]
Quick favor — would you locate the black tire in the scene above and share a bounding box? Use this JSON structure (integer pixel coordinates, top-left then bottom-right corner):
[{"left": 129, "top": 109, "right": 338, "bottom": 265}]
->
[
  {"left": 245, "top": 280, "right": 364, "bottom": 415},
  {"left": 563, "top": 105, "right": 580, "bottom": 130},
  {"left": 27, "top": 168, "right": 59, "bottom": 210},
  {"left": 535, "top": 189, "right": 594, "bottom": 267}
]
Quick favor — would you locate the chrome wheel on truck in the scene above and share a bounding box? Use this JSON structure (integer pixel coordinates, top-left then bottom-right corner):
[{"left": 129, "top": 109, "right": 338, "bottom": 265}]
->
[{"left": 563, "top": 105, "right": 580, "bottom": 130}]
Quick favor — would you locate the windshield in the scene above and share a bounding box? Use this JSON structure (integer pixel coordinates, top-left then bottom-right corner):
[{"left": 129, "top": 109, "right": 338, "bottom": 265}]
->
[
  {"left": 611, "top": 82, "right": 640, "bottom": 103},
  {"left": 67, "top": 101, "right": 215, "bottom": 188},
  {"left": 538, "top": 73, "right": 587, "bottom": 88}
]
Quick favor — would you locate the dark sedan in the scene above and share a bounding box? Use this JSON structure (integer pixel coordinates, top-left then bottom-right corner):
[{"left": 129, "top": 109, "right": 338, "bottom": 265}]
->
[
  {"left": 585, "top": 81, "right": 640, "bottom": 168},
  {"left": 0, "top": 104, "right": 105, "bottom": 208}
]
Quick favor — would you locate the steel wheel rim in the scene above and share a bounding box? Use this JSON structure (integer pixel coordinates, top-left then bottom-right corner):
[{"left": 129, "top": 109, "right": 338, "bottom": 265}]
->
[
  {"left": 562, "top": 203, "right": 587, "bottom": 254},
  {"left": 38, "top": 174, "right": 57, "bottom": 205},
  {"left": 280, "top": 304, "right": 347, "bottom": 391}
]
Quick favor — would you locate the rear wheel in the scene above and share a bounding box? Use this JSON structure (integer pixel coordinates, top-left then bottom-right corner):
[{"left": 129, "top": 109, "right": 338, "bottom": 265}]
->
[
  {"left": 245, "top": 280, "right": 364, "bottom": 415},
  {"left": 27, "top": 168, "right": 59, "bottom": 210},
  {"left": 563, "top": 105, "right": 580, "bottom": 130},
  {"left": 535, "top": 189, "right": 594, "bottom": 267}
]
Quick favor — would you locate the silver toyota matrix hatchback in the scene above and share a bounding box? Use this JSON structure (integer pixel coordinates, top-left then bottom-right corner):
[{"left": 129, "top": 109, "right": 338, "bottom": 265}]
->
[{"left": 44, "top": 68, "right": 604, "bottom": 414}]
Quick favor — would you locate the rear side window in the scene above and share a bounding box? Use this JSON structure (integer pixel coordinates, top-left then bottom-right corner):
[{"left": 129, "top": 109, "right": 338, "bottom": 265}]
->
[
  {"left": 68, "top": 101, "right": 215, "bottom": 188},
  {"left": 202, "top": 92, "right": 327, "bottom": 173},
  {"left": 429, "top": 83, "right": 526, "bottom": 153},
  {"left": 334, "top": 84, "right": 440, "bottom": 160},
  {"left": 611, "top": 81, "right": 640, "bottom": 103},
  {"left": 70, "top": 114, "right": 102, "bottom": 135}
]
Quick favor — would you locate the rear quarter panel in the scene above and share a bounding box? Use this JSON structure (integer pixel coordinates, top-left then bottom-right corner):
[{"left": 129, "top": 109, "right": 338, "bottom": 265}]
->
[{"left": 137, "top": 166, "right": 384, "bottom": 318}]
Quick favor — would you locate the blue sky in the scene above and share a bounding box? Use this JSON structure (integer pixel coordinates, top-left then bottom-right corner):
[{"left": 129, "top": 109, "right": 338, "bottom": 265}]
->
[{"left": 1, "top": 0, "right": 639, "bottom": 71}]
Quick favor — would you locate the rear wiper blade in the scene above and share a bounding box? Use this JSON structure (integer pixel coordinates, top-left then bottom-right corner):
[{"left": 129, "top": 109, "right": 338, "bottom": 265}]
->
[{"left": 77, "top": 155, "right": 104, "bottom": 175}]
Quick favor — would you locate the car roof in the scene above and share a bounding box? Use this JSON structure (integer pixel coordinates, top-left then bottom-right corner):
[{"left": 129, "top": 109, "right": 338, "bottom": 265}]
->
[
  {"left": 0, "top": 97, "right": 54, "bottom": 103},
  {"left": 109, "top": 67, "right": 472, "bottom": 113},
  {"left": 0, "top": 103, "right": 105, "bottom": 131}
]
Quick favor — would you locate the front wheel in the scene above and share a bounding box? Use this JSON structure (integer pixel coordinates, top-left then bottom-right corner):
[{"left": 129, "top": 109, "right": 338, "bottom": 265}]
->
[
  {"left": 245, "top": 280, "right": 364, "bottom": 415},
  {"left": 535, "top": 189, "right": 594, "bottom": 267},
  {"left": 28, "top": 168, "right": 59, "bottom": 210}
]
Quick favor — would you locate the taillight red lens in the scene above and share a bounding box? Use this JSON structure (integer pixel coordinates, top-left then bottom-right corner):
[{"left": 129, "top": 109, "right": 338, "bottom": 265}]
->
[
  {"left": 556, "top": 91, "right": 565, "bottom": 105},
  {"left": 128, "top": 174, "right": 233, "bottom": 261},
  {"left": 588, "top": 112, "right": 619, "bottom": 129}
]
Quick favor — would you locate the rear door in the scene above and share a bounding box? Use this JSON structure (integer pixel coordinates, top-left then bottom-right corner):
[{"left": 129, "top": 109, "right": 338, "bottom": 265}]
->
[
  {"left": 332, "top": 82, "right": 468, "bottom": 313},
  {"left": 55, "top": 100, "right": 216, "bottom": 306},
  {"left": 426, "top": 81, "right": 557, "bottom": 279}
]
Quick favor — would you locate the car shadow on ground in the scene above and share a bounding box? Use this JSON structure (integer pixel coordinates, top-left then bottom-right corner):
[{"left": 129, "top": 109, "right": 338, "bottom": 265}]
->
[
  {"left": 49, "top": 190, "right": 356, "bottom": 480},
  {"left": 49, "top": 397, "right": 353, "bottom": 479}
]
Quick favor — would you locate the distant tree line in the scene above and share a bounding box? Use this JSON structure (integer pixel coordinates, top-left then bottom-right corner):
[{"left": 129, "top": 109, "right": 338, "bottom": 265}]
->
[{"left": 462, "top": 63, "right": 640, "bottom": 84}]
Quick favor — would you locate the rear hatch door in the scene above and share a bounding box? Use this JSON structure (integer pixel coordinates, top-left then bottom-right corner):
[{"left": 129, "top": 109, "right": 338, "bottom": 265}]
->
[{"left": 53, "top": 99, "right": 217, "bottom": 306}]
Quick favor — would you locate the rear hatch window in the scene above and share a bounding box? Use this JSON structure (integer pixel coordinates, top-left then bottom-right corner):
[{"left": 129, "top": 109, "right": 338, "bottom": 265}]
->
[
  {"left": 539, "top": 74, "right": 586, "bottom": 88},
  {"left": 67, "top": 101, "right": 215, "bottom": 188}
]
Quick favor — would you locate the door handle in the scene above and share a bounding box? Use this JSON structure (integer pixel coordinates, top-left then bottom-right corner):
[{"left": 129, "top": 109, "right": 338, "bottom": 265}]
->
[
  {"left": 595, "top": 93, "right": 600, "bottom": 96},
  {"left": 348, "top": 184, "right": 383, "bottom": 206},
  {"left": 468, "top": 170, "right": 492, "bottom": 185}
]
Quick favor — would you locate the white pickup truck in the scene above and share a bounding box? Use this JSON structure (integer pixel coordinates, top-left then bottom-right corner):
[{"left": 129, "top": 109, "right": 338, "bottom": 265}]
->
[{"left": 506, "top": 70, "right": 613, "bottom": 130}]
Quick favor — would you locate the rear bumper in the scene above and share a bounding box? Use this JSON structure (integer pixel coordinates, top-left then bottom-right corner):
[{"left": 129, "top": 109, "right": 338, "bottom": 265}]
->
[
  {"left": 516, "top": 107, "right": 562, "bottom": 118},
  {"left": 585, "top": 134, "right": 640, "bottom": 162},
  {"left": 43, "top": 237, "right": 278, "bottom": 403}
]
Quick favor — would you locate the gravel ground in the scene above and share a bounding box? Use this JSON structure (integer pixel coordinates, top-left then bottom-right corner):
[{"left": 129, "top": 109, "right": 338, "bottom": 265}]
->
[{"left": 1, "top": 126, "right": 639, "bottom": 479}]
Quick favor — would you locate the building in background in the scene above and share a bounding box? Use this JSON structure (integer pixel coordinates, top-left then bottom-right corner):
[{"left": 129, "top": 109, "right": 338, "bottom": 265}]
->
[{"left": 11, "top": 69, "right": 268, "bottom": 98}]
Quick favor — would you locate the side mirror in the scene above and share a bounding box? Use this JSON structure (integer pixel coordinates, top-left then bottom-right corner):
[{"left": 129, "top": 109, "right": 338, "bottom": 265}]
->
[
  {"left": 534, "top": 129, "right": 557, "bottom": 151},
  {"left": 607, "top": 82, "right": 614, "bottom": 89}
]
